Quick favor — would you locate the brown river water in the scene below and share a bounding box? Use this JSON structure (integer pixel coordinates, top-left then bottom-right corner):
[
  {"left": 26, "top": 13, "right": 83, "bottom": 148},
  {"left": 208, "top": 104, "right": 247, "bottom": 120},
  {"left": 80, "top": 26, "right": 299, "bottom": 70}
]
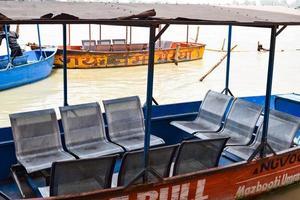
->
[{"left": 0, "top": 24, "right": 300, "bottom": 199}]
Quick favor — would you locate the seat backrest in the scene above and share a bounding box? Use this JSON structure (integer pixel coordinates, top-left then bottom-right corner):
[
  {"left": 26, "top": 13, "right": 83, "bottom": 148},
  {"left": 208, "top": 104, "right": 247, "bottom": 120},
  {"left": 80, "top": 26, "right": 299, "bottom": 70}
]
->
[
  {"left": 173, "top": 138, "right": 228, "bottom": 176},
  {"left": 50, "top": 155, "right": 117, "bottom": 196},
  {"left": 112, "top": 44, "right": 128, "bottom": 51},
  {"left": 59, "top": 102, "right": 107, "bottom": 149},
  {"left": 97, "top": 39, "right": 111, "bottom": 45},
  {"left": 258, "top": 110, "right": 300, "bottom": 152},
  {"left": 224, "top": 99, "right": 262, "bottom": 138},
  {"left": 161, "top": 41, "right": 173, "bottom": 49},
  {"left": 129, "top": 43, "right": 146, "bottom": 51},
  {"left": 196, "top": 90, "right": 233, "bottom": 126},
  {"left": 103, "top": 96, "right": 145, "bottom": 140},
  {"left": 96, "top": 44, "right": 111, "bottom": 51},
  {"left": 112, "top": 39, "right": 126, "bottom": 44},
  {"left": 117, "top": 144, "right": 178, "bottom": 186},
  {"left": 82, "top": 40, "right": 96, "bottom": 50},
  {"left": 9, "top": 109, "right": 64, "bottom": 159}
]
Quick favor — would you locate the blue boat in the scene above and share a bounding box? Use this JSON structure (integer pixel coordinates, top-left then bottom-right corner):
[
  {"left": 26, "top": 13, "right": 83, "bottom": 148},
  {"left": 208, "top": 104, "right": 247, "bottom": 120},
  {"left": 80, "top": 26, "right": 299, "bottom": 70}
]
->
[
  {"left": 1, "top": 2, "right": 300, "bottom": 200},
  {"left": 0, "top": 48, "right": 57, "bottom": 91}
]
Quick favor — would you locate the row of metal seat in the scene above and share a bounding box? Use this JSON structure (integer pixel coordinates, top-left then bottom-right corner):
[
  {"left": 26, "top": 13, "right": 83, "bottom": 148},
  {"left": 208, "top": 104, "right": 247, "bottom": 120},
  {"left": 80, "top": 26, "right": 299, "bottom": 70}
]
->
[
  {"left": 82, "top": 40, "right": 147, "bottom": 52},
  {"left": 171, "top": 90, "right": 300, "bottom": 160},
  {"left": 43, "top": 137, "right": 228, "bottom": 196},
  {"left": 82, "top": 40, "right": 173, "bottom": 52},
  {"left": 83, "top": 39, "right": 126, "bottom": 46},
  {"left": 10, "top": 96, "right": 164, "bottom": 174}
]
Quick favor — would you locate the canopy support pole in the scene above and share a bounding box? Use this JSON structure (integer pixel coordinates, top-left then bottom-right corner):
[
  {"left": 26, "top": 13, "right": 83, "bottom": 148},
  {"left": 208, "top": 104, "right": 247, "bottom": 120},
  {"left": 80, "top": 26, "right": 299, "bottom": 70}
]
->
[
  {"left": 88, "top": 24, "right": 92, "bottom": 50},
  {"left": 125, "top": 25, "right": 169, "bottom": 186},
  {"left": 68, "top": 24, "right": 71, "bottom": 46},
  {"left": 221, "top": 25, "right": 234, "bottom": 96},
  {"left": 126, "top": 26, "right": 128, "bottom": 44},
  {"left": 260, "top": 26, "right": 277, "bottom": 158},
  {"left": 129, "top": 26, "right": 132, "bottom": 45},
  {"left": 4, "top": 25, "right": 12, "bottom": 68},
  {"left": 186, "top": 25, "right": 189, "bottom": 44},
  {"left": 248, "top": 26, "right": 278, "bottom": 161},
  {"left": 63, "top": 24, "right": 68, "bottom": 106},
  {"left": 99, "top": 25, "right": 102, "bottom": 42},
  {"left": 37, "top": 24, "right": 43, "bottom": 60},
  {"left": 143, "top": 25, "right": 156, "bottom": 182}
]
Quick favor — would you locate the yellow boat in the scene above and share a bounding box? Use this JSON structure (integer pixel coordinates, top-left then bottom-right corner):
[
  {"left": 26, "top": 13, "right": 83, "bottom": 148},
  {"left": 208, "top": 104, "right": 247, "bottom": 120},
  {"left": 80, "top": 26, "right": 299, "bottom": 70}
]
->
[{"left": 53, "top": 41, "right": 205, "bottom": 69}]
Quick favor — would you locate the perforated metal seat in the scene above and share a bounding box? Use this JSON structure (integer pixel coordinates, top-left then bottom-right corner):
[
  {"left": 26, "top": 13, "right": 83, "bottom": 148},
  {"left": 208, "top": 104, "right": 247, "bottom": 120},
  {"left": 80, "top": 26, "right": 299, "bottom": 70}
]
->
[
  {"left": 171, "top": 90, "right": 233, "bottom": 134},
  {"left": 59, "top": 102, "right": 124, "bottom": 159},
  {"left": 117, "top": 144, "right": 178, "bottom": 186},
  {"left": 103, "top": 96, "right": 165, "bottom": 151},
  {"left": 50, "top": 155, "right": 117, "bottom": 196},
  {"left": 173, "top": 138, "right": 228, "bottom": 176},
  {"left": 9, "top": 109, "right": 75, "bottom": 174},
  {"left": 226, "top": 110, "right": 300, "bottom": 160},
  {"left": 97, "top": 39, "right": 111, "bottom": 45},
  {"left": 82, "top": 40, "right": 96, "bottom": 51},
  {"left": 195, "top": 99, "right": 263, "bottom": 146}
]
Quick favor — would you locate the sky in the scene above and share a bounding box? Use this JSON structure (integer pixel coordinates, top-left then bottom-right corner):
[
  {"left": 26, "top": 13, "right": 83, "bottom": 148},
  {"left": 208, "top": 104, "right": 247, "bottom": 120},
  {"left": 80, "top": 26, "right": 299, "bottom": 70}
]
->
[{"left": 59, "top": 0, "right": 300, "bottom": 7}]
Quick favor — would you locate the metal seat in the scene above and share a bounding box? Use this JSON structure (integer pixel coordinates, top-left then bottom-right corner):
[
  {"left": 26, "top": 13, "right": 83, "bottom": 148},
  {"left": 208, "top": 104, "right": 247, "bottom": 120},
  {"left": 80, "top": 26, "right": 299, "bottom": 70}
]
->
[
  {"left": 97, "top": 39, "right": 111, "bottom": 45},
  {"left": 59, "top": 102, "right": 124, "bottom": 159},
  {"left": 195, "top": 99, "right": 263, "bottom": 146},
  {"left": 9, "top": 109, "right": 75, "bottom": 174},
  {"left": 112, "top": 39, "right": 126, "bottom": 44},
  {"left": 173, "top": 138, "right": 228, "bottom": 176},
  {"left": 226, "top": 110, "right": 300, "bottom": 160},
  {"left": 112, "top": 44, "right": 128, "bottom": 51},
  {"left": 103, "top": 96, "right": 165, "bottom": 151},
  {"left": 117, "top": 144, "right": 178, "bottom": 186},
  {"left": 50, "top": 155, "right": 117, "bottom": 196},
  {"left": 82, "top": 40, "right": 96, "bottom": 51},
  {"left": 171, "top": 90, "right": 233, "bottom": 134},
  {"left": 128, "top": 43, "right": 146, "bottom": 51},
  {"left": 96, "top": 44, "right": 111, "bottom": 51}
]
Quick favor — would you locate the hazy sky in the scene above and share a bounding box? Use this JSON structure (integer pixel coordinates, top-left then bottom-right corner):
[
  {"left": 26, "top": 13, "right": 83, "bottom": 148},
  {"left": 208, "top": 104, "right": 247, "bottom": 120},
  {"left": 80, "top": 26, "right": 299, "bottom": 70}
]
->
[{"left": 79, "top": 0, "right": 297, "bottom": 5}]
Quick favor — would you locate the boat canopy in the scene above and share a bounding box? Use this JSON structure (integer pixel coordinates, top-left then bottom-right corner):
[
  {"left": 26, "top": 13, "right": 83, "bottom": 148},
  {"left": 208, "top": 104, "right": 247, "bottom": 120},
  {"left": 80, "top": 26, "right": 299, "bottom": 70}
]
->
[{"left": 0, "top": 2, "right": 300, "bottom": 26}]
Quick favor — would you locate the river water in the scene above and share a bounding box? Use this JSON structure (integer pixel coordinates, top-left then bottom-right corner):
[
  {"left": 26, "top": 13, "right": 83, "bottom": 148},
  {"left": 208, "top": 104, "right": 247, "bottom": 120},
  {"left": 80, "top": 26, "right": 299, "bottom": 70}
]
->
[{"left": 0, "top": 24, "right": 300, "bottom": 199}]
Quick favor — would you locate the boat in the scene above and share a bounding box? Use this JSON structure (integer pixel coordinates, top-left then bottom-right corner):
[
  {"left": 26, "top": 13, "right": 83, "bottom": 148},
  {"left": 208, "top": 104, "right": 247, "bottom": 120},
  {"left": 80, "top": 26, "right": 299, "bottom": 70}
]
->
[
  {"left": 1, "top": 1, "right": 300, "bottom": 200},
  {"left": 0, "top": 49, "right": 57, "bottom": 90},
  {"left": 33, "top": 41, "right": 205, "bottom": 69}
]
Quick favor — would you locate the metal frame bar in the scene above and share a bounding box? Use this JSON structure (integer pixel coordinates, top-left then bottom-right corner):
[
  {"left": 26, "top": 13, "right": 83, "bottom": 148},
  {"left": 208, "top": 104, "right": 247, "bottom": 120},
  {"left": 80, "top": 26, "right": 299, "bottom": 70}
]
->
[
  {"left": 221, "top": 25, "right": 234, "bottom": 96},
  {"left": 68, "top": 24, "right": 71, "bottom": 45},
  {"left": 260, "top": 26, "right": 277, "bottom": 157},
  {"left": 88, "top": 24, "right": 92, "bottom": 50},
  {"left": 63, "top": 24, "right": 68, "bottom": 106},
  {"left": 0, "top": 19, "right": 283, "bottom": 28},
  {"left": 4, "top": 25, "right": 11, "bottom": 66},
  {"left": 99, "top": 24, "right": 102, "bottom": 42},
  {"left": 186, "top": 25, "right": 189, "bottom": 44},
  {"left": 36, "top": 24, "right": 43, "bottom": 59},
  {"left": 154, "top": 24, "right": 169, "bottom": 42},
  {"left": 143, "top": 25, "right": 156, "bottom": 182},
  {"left": 275, "top": 25, "right": 287, "bottom": 37}
]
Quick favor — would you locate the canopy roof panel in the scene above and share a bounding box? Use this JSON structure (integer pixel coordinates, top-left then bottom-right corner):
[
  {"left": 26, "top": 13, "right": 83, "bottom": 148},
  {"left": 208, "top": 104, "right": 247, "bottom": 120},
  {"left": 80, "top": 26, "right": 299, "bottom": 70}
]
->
[{"left": 1, "top": 2, "right": 300, "bottom": 26}]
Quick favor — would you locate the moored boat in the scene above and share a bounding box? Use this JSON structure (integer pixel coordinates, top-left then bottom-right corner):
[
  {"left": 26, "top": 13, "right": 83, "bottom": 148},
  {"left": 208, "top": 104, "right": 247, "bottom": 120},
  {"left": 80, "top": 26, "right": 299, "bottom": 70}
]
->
[
  {"left": 1, "top": 1, "right": 300, "bottom": 200},
  {"left": 53, "top": 41, "right": 205, "bottom": 69},
  {"left": 0, "top": 48, "right": 57, "bottom": 91}
]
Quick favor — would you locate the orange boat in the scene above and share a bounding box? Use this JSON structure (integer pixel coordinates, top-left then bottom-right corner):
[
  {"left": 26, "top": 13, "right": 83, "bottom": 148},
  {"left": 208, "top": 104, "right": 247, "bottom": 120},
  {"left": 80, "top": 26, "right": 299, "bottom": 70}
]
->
[
  {"left": 1, "top": 2, "right": 300, "bottom": 200},
  {"left": 53, "top": 41, "right": 205, "bottom": 69}
]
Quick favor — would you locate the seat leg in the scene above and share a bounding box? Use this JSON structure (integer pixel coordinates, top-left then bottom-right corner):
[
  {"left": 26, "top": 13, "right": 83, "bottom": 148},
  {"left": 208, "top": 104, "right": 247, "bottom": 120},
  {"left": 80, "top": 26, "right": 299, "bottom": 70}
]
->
[
  {"left": 40, "top": 170, "right": 51, "bottom": 186},
  {"left": 10, "top": 165, "right": 36, "bottom": 198}
]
